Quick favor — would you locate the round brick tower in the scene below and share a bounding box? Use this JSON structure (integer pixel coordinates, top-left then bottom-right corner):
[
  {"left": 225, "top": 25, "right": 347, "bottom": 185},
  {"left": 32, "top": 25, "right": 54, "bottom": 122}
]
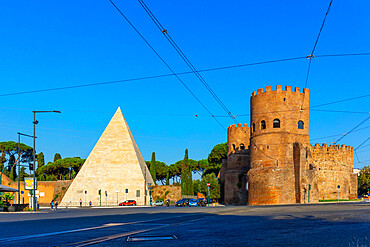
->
[{"left": 248, "top": 85, "right": 310, "bottom": 205}]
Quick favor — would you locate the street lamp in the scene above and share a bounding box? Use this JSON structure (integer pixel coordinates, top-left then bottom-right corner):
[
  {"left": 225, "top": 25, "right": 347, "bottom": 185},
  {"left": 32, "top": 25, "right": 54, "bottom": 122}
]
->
[
  {"left": 17, "top": 132, "right": 36, "bottom": 205},
  {"left": 32, "top": 110, "right": 61, "bottom": 211}
]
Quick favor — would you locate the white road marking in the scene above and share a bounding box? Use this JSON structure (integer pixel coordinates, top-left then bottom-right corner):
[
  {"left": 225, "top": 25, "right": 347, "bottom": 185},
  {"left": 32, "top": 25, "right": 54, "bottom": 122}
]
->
[{"left": 0, "top": 213, "right": 198, "bottom": 243}]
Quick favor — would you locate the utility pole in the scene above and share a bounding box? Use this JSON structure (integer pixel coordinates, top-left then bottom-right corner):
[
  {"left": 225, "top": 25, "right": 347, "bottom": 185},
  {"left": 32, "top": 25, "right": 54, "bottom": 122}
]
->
[
  {"left": 32, "top": 110, "right": 61, "bottom": 211},
  {"left": 17, "top": 132, "right": 35, "bottom": 205}
]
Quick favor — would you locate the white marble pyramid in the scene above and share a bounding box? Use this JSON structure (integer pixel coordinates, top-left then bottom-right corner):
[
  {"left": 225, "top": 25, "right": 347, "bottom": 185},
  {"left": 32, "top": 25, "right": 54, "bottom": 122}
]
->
[{"left": 61, "top": 107, "right": 154, "bottom": 206}]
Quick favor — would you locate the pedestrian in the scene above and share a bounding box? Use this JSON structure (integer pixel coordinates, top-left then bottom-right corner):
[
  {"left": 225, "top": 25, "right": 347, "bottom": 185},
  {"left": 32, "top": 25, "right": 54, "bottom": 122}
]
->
[
  {"left": 89, "top": 201, "right": 92, "bottom": 207},
  {"left": 50, "top": 201, "right": 54, "bottom": 210},
  {"left": 55, "top": 201, "right": 58, "bottom": 210},
  {"left": 79, "top": 198, "right": 82, "bottom": 207}
]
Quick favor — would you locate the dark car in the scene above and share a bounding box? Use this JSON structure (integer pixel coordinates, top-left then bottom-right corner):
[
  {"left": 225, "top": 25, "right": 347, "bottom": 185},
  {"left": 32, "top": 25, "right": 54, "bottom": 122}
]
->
[
  {"left": 182, "top": 198, "right": 190, "bottom": 206},
  {"left": 119, "top": 200, "right": 137, "bottom": 206},
  {"left": 197, "top": 198, "right": 206, "bottom": 207},
  {"left": 176, "top": 199, "right": 186, "bottom": 207}
]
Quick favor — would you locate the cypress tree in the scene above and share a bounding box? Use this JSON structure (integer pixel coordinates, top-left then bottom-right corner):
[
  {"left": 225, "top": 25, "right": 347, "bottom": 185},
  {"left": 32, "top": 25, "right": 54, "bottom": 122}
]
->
[
  {"left": 166, "top": 170, "right": 170, "bottom": 185},
  {"left": 9, "top": 165, "right": 15, "bottom": 181},
  {"left": 150, "top": 152, "right": 157, "bottom": 185},
  {"left": 54, "top": 153, "right": 62, "bottom": 162},
  {"left": 37, "top": 152, "right": 45, "bottom": 168},
  {"left": 181, "top": 149, "right": 189, "bottom": 195}
]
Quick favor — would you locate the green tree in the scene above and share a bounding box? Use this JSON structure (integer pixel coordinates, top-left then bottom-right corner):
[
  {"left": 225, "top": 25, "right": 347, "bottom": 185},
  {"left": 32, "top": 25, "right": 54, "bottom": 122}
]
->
[
  {"left": 9, "top": 165, "right": 15, "bottom": 181},
  {"left": 38, "top": 157, "right": 85, "bottom": 181},
  {"left": 200, "top": 173, "right": 221, "bottom": 199},
  {"left": 166, "top": 170, "right": 170, "bottom": 185},
  {"left": 54, "top": 153, "right": 62, "bottom": 162},
  {"left": 37, "top": 152, "right": 45, "bottom": 168},
  {"left": 193, "top": 179, "right": 201, "bottom": 196},
  {"left": 181, "top": 149, "right": 193, "bottom": 195},
  {"left": 358, "top": 166, "right": 370, "bottom": 195},
  {"left": 0, "top": 141, "right": 33, "bottom": 177},
  {"left": 150, "top": 152, "right": 157, "bottom": 185},
  {"left": 204, "top": 143, "right": 228, "bottom": 177}
]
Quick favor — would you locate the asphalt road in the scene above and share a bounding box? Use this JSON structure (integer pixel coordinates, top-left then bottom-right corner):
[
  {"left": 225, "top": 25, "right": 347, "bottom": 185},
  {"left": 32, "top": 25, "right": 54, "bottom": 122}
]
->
[{"left": 0, "top": 202, "right": 369, "bottom": 246}]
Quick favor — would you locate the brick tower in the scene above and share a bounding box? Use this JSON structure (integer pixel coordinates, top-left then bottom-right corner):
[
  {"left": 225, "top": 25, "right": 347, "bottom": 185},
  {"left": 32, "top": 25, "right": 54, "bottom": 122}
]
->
[{"left": 248, "top": 85, "right": 310, "bottom": 204}]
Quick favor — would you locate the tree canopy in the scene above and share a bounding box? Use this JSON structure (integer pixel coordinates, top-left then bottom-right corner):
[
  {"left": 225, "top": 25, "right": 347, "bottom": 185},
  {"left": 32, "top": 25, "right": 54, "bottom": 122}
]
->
[
  {"left": 358, "top": 166, "right": 370, "bottom": 196},
  {"left": 204, "top": 143, "right": 228, "bottom": 176},
  {"left": 37, "top": 157, "right": 85, "bottom": 181}
]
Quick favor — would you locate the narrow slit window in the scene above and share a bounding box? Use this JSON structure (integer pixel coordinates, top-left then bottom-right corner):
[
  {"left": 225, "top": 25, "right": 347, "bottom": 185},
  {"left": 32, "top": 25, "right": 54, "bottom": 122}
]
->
[
  {"left": 273, "top": 119, "right": 280, "bottom": 128},
  {"left": 298, "top": 120, "right": 304, "bottom": 129},
  {"left": 252, "top": 123, "right": 255, "bottom": 132},
  {"left": 261, "top": 120, "right": 266, "bottom": 130}
]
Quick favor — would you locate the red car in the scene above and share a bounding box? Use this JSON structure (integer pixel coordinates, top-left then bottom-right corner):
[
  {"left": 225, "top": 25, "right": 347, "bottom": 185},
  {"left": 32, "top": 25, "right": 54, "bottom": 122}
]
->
[{"left": 119, "top": 200, "right": 137, "bottom": 206}]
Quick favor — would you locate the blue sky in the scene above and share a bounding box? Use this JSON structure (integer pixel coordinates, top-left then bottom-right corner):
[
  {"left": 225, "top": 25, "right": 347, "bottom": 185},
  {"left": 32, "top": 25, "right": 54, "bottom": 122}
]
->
[{"left": 0, "top": 0, "right": 369, "bottom": 171}]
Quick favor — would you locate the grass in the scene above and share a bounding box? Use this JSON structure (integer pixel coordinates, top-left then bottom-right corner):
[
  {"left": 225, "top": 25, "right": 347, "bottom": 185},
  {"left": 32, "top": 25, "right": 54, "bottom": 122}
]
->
[{"left": 319, "top": 199, "right": 361, "bottom": 202}]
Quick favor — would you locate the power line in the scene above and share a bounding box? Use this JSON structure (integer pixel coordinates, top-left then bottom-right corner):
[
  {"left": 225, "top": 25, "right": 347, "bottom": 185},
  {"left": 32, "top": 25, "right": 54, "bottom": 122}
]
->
[
  {"left": 0, "top": 52, "right": 369, "bottom": 98},
  {"left": 108, "top": 0, "right": 225, "bottom": 130},
  {"left": 310, "top": 94, "right": 370, "bottom": 108},
  {"left": 138, "top": 0, "right": 237, "bottom": 124},
  {"left": 301, "top": 0, "right": 334, "bottom": 114},
  {"left": 355, "top": 137, "right": 370, "bottom": 150},
  {"left": 311, "top": 125, "right": 370, "bottom": 141},
  {"left": 310, "top": 0, "right": 334, "bottom": 56},
  {"left": 334, "top": 116, "right": 370, "bottom": 144}
]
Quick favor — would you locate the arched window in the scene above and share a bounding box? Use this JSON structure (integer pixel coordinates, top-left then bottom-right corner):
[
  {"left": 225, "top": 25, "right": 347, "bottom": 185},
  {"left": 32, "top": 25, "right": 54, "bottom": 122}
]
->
[
  {"left": 273, "top": 119, "right": 280, "bottom": 128},
  {"left": 298, "top": 120, "right": 304, "bottom": 129},
  {"left": 240, "top": 143, "right": 245, "bottom": 150},
  {"left": 261, "top": 120, "right": 266, "bottom": 130},
  {"left": 252, "top": 123, "right": 255, "bottom": 132}
]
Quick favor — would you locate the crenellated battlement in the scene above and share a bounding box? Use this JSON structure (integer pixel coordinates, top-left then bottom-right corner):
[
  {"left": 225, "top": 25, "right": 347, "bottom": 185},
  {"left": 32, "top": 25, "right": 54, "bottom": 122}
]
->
[
  {"left": 251, "top": 85, "right": 309, "bottom": 97},
  {"left": 312, "top": 143, "right": 353, "bottom": 154},
  {"left": 228, "top": 123, "right": 249, "bottom": 131}
]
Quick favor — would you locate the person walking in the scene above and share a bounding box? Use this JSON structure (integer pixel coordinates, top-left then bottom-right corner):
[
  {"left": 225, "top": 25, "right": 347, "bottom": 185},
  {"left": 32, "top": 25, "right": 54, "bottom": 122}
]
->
[
  {"left": 50, "top": 201, "right": 54, "bottom": 210},
  {"left": 89, "top": 201, "right": 92, "bottom": 207},
  {"left": 55, "top": 201, "right": 58, "bottom": 210},
  {"left": 79, "top": 198, "right": 82, "bottom": 207}
]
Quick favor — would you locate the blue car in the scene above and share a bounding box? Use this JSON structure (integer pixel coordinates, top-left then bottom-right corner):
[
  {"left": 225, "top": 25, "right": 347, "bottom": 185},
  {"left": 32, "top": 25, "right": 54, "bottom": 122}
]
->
[{"left": 188, "top": 199, "right": 198, "bottom": 207}]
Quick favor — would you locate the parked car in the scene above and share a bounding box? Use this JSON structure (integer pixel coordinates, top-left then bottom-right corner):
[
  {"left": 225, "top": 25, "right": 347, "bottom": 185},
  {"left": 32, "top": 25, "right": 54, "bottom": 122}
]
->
[
  {"left": 197, "top": 198, "right": 206, "bottom": 207},
  {"left": 182, "top": 198, "right": 190, "bottom": 206},
  {"left": 176, "top": 199, "right": 186, "bottom": 207},
  {"left": 188, "top": 199, "right": 198, "bottom": 207},
  {"left": 119, "top": 200, "right": 137, "bottom": 206},
  {"left": 153, "top": 200, "right": 163, "bottom": 206}
]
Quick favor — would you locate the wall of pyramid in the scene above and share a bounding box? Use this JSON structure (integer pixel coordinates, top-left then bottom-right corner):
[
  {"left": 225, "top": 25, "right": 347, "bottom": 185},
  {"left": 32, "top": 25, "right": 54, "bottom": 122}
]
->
[{"left": 61, "top": 107, "right": 154, "bottom": 206}]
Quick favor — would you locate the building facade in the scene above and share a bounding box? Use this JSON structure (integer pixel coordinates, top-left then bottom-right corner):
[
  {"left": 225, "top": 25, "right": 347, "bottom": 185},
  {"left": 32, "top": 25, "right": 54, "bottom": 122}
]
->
[{"left": 220, "top": 86, "right": 357, "bottom": 205}]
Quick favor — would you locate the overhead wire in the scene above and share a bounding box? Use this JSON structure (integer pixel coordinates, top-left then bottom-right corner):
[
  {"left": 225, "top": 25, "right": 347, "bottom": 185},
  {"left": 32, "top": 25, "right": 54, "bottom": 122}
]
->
[
  {"left": 107, "top": 0, "right": 225, "bottom": 130},
  {"left": 300, "top": 0, "right": 334, "bottom": 116},
  {"left": 138, "top": 0, "right": 238, "bottom": 124},
  {"left": 0, "top": 53, "right": 369, "bottom": 98},
  {"left": 334, "top": 116, "right": 370, "bottom": 144}
]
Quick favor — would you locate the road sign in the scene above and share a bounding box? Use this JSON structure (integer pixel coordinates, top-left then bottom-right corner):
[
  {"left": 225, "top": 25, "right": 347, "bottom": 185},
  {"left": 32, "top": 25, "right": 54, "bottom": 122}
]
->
[
  {"left": 207, "top": 183, "right": 210, "bottom": 187},
  {"left": 337, "top": 185, "right": 340, "bottom": 189},
  {"left": 21, "top": 191, "right": 24, "bottom": 194}
]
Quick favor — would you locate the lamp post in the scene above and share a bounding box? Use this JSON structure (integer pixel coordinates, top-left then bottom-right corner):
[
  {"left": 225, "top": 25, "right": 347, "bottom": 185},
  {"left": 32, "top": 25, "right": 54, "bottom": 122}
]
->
[
  {"left": 17, "top": 132, "right": 35, "bottom": 204},
  {"left": 32, "top": 110, "right": 61, "bottom": 211}
]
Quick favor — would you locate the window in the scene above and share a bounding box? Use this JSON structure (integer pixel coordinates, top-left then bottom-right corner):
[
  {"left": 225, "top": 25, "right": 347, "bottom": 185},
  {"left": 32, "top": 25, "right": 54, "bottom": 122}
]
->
[
  {"left": 298, "top": 120, "right": 304, "bottom": 129},
  {"left": 261, "top": 120, "right": 266, "bottom": 130},
  {"left": 273, "top": 119, "right": 280, "bottom": 128},
  {"left": 252, "top": 123, "right": 255, "bottom": 132},
  {"left": 240, "top": 144, "right": 245, "bottom": 150},
  {"left": 232, "top": 144, "right": 236, "bottom": 150},
  {"left": 136, "top": 190, "right": 140, "bottom": 197}
]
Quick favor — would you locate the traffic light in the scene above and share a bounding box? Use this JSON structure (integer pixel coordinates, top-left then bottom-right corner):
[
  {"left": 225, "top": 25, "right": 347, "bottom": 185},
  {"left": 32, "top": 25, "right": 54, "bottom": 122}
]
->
[
  {"left": 105, "top": 191, "right": 107, "bottom": 196},
  {"left": 29, "top": 163, "right": 34, "bottom": 171},
  {"left": 98, "top": 189, "right": 101, "bottom": 195}
]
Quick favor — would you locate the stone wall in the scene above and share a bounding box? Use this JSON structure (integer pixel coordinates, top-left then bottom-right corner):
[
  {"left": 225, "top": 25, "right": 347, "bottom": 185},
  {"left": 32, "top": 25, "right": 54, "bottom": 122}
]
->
[
  {"left": 311, "top": 144, "right": 356, "bottom": 200},
  {"left": 151, "top": 185, "right": 181, "bottom": 202},
  {"left": 1, "top": 174, "right": 72, "bottom": 206}
]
